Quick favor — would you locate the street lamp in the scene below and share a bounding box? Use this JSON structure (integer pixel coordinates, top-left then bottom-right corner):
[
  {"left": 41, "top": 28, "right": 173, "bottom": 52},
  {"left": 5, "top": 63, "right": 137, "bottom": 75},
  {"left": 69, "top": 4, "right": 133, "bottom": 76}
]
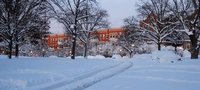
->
[
  {"left": 70, "top": 24, "right": 75, "bottom": 29},
  {"left": 58, "top": 40, "right": 63, "bottom": 49},
  {"left": 131, "top": 44, "right": 135, "bottom": 47},
  {"left": 42, "top": 48, "right": 45, "bottom": 57}
]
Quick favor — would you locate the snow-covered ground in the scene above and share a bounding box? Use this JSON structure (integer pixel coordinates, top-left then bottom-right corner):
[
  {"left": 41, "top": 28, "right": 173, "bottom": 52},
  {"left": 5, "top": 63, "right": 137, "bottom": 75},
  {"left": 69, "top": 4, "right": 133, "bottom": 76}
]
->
[
  {"left": 0, "top": 50, "right": 200, "bottom": 90},
  {"left": 87, "top": 54, "right": 200, "bottom": 90},
  {"left": 0, "top": 55, "right": 131, "bottom": 90}
]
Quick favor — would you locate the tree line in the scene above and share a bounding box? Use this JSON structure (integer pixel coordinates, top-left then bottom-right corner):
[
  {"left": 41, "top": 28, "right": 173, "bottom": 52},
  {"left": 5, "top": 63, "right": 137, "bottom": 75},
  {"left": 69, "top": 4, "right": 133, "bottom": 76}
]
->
[
  {"left": 1, "top": 0, "right": 199, "bottom": 59},
  {"left": 0, "top": 0, "right": 50, "bottom": 59},
  {"left": 0, "top": 0, "right": 108, "bottom": 59},
  {"left": 121, "top": 0, "right": 200, "bottom": 59}
]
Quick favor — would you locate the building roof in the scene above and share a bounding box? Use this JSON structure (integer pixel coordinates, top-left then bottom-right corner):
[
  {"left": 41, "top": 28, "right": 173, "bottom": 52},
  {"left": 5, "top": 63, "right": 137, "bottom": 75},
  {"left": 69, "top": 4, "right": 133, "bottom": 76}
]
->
[{"left": 97, "top": 28, "right": 123, "bottom": 33}]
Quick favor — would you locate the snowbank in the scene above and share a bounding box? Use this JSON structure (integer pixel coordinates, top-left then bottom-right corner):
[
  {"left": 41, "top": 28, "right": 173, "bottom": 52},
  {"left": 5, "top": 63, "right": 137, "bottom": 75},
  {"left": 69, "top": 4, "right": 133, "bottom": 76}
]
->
[
  {"left": 86, "top": 57, "right": 200, "bottom": 90},
  {"left": 88, "top": 55, "right": 105, "bottom": 59},
  {"left": 182, "top": 50, "right": 191, "bottom": 57},
  {"left": 151, "top": 50, "right": 181, "bottom": 63},
  {"left": 0, "top": 56, "right": 120, "bottom": 90},
  {"left": 133, "top": 50, "right": 181, "bottom": 63},
  {"left": 112, "top": 55, "right": 122, "bottom": 59}
]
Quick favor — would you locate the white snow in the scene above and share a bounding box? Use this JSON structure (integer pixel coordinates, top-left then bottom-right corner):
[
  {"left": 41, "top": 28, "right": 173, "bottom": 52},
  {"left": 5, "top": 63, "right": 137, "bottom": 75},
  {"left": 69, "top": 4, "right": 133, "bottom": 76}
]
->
[
  {"left": 86, "top": 54, "right": 200, "bottom": 90},
  {"left": 88, "top": 55, "right": 105, "bottom": 59},
  {"left": 112, "top": 55, "right": 123, "bottom": 59},
  {"left": 0, "top": 50, "right": 200, "bottom": 90},
  {"left": 151, "top": 50, "right": 181, "bottom": 63},
  {"left": 0, "top": 56, "right": 122, "bottom": 90}
]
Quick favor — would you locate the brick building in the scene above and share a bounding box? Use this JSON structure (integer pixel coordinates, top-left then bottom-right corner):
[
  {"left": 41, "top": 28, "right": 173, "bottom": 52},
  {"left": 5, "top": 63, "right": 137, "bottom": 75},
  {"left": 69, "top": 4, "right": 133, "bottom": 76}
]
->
[
  {"left": 97, "top": 28, "right": 124, "bottom": 43},
  {"left": 139, "top": 13, "right": 191, "bottom": 50},
  {"left": 47, "top": 28, "right": 124, "bottom": 50},
  {"left": 47, "top": 34, "right": 71, "bottom": 50}
]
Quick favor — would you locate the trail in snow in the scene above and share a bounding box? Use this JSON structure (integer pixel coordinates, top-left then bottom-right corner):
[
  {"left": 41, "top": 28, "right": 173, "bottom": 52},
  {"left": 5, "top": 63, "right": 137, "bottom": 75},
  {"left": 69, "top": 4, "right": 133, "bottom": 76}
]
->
[
  {"left": 39, "top": 61, "right": 133, "bottom": 90},
  {"left": 38, "top": 62, "right": 122, "bottom": 90}
]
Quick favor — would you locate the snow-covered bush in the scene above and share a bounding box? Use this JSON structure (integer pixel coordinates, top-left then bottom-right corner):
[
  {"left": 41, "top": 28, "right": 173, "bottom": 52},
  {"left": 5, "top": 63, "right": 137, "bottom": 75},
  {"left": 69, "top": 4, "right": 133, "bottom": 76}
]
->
[
  {"left": 161, "top": 46, "right": 191, "bottom": 58},
  {"left": 161, "top": 46, "right": 174, "bottom": 51},
  {"left": 139, "top": 43, "right": 157, "bottom": 54},
  {"left": 151, "top": 50, "right": 181, "bottom": 63},
  {"left": 112, "top": 55, "right": 122, "bottom": 59},
  {"left": 182, "top": 50, "right": 191, "bottom": 57},
  {"left": 76, "top": 56, "right": 84, "bottom": 59},
  {"left": 88, "top": 55, "right": 105, "bottom": 59}
]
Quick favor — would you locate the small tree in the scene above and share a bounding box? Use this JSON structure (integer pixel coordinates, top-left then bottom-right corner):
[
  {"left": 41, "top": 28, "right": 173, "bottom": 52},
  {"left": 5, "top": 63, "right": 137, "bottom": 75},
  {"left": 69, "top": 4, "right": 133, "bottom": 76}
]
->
[
  {"left": 78, "top": 6, "right": 108, "bottom": 58},
  {"left": 49, "top": 0, "right": 99, "bottom": 59},
  {"left": 138, "top": 0, "right": 177, "bottom": 51},
  {"left": 169, "top": 0, "right": 200, "bottom": 59},
  {"left": 119, "top": 17, "right": 143, "bottom": 58},
  {"left": 0, "top": 0, "right": 49, "bottom": 59},
  {"left": 165, "top": 31, "right": 187, "bottom": 52}
]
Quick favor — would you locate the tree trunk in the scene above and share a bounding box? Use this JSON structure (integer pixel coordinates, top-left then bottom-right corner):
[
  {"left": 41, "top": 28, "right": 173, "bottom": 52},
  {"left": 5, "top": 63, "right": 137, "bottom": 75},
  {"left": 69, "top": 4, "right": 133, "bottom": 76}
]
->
[
  {"left": 8, "top": 36, "right": 13, "bottom": 59},
  {"left": 83, "top": 43, "right": 87, "bottom": 58},
  {"left": 129, "top": 51, "right": 133, "bottom": 58},
  {"left": 15, "top": 43, "right": 19, "bottom": 58},
  {"left": 158, "top": 43, "right": 161, "bottom": 51},
  {"left": 15, "top": 30, "right": 19, "bottom": 58},
  {"left": 174, "top": 45, "right": 177, "bottom": 52},
  {"left": 71, "top": 34, "right": 77, "bottom": 59},
  {"left": 189, "top": 35, "right": 199, "bottom": 59},
  {"left": 191, "top": 49, "right": 199, "bottom": 59},
  {"left": 15, "top": 34, "right": 19, "bottom": 58}
]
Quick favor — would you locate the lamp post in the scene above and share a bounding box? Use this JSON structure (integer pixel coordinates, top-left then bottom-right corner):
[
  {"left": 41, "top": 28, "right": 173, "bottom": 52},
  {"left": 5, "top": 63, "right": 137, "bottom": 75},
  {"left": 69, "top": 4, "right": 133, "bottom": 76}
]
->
[
  {"left": 70, "top": 24, "right": 76, "bottom": 59},
  {"left": 130, "top": 44, "right": 135, "bottom": 58},
  {"left": 42, "top": 48, "right": 45, "bottom": 57},
  {"left": 131, "top": 44, "right": 135, "bottom": 47},
  {"left": 57, "top": 40, "right": 62, "bottom": 56},
  {"left": 57, "top": 41, "right": 62, "bottom": 48}
]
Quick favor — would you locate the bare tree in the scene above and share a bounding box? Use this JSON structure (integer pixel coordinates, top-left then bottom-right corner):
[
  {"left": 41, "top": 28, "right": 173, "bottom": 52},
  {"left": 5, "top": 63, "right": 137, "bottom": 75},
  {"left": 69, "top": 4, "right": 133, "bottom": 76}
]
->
[
  {"left": 138, "top": 0, "right": 177, "bottom": 50},
  {"left": 15, "top": 1, "right": 50, "bottom": 58},
  {"left": 165, "top": 31, "right": 187, "bottom": 52},
  {"left": 0, "top": 0, "right": 49, "bottom": 59},
  {"left": 169, "top": 0, "right": 200, "bottom": 59},
  {"left": 119, "top": 16, "right": 143, "bottom": 58},
  {"left": 49, "top": 0, "right": 101, "bottom": 59},
  {"left": 78, "top": 2, "right": 109, "bottom": 58}
]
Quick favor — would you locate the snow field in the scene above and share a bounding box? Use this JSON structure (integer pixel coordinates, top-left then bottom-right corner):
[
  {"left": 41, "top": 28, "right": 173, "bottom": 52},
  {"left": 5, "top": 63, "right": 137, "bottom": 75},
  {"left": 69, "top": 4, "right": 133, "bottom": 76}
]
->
[
  {"left": 0, "top": 56, "right": 124, "bottom": 90},
  {"left": 55, "top": 61, "right": 132, "bottom": 90},
  {"left": 86, "top": 54, "right": 200, "bottom": 90},
  {"left": 1, "top": 50, "right": 200, "bottom": 90}
]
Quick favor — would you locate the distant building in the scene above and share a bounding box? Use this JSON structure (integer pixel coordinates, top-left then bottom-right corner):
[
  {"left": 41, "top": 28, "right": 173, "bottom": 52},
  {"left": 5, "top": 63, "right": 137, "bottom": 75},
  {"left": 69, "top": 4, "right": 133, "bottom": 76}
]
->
[
  {"left": 47, "top": 34, "right": 71, "bottom": 50},
  {"left": 47, "top": 28, "right": 124, "bottom": 50},
  {"left": 139, "top": 13, "right": 191, "bottom": 51},
  {"left": 140, "top": 13, "right": 157, "bottom": 31},
  {"left": 97, "top": 28, "right": 124, "bottom": 43}
]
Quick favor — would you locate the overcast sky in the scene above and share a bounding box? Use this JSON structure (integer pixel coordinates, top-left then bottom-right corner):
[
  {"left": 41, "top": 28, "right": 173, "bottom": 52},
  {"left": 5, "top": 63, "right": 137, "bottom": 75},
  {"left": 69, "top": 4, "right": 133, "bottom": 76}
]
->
[
  {"left": 49, "top": 0, "right": 139, "bottom": 34},
  {"left": 99, "top": 0, "right": 138, "bottom": 28}
]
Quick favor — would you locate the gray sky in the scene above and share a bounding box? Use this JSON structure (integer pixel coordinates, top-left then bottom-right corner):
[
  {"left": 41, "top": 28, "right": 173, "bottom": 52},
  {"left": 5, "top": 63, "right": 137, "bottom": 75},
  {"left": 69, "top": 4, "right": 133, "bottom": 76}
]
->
[
  {"left": 49, "top": 0, "right": 139, "bottom": 34},
  {"left": 99, "top": 0, "right": 138, "bottom": 28}
]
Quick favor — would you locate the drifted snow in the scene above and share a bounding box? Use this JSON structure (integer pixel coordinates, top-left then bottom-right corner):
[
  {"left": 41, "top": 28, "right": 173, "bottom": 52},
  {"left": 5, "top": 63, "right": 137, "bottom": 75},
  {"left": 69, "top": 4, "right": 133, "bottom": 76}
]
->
[
  {"left": 86, "top": 55, "right": 200, "bottom": 90},
  {"left": 0, "top": 50, "right": 200, "bottom": 90},
  {"left": 0, "top": 56, "right": 126, "bottom": 90},
  {"left": 151, "top": 50, "right": 181, "bottom": 63}
]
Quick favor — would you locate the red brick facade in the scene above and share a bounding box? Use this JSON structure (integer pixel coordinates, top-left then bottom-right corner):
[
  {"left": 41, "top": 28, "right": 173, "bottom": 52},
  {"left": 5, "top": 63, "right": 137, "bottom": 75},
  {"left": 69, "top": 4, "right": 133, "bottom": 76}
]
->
[
  {"left": 97, "top": 28, "right": 124, "bottom": 43},
  {"left": 48, "top": 28, "right": 124, "bottom": 50},
  {"left": 47, "top": 34, "right": 71, "bottom": 50}
]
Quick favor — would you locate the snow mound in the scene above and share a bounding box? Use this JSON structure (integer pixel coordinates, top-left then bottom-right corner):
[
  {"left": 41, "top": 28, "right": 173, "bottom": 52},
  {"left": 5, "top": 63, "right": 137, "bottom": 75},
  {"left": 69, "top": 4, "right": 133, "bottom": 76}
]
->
[
  {"left": 133, "top": 54, "right": 152, "bottom": 60},
  {"left": 0, "top": 79, "right": 27, "bottom": 89},
  {"left": 88, "top": 55, "right": 105, "bottom": 59},
  {"left": 182, "top": 50, "right": 191, "bottom": 57},
  {"left": 112, "top": 55, "right": 122, "bottom": 59},
  {"left": 49, "top": 56, "right": 58, "bottom": 58},
  {"left": 76, "top": 56, "right": 84, "bottom": 59},
  {"left": 151, "top": 50, "right": 181, "bottom": 63}
]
